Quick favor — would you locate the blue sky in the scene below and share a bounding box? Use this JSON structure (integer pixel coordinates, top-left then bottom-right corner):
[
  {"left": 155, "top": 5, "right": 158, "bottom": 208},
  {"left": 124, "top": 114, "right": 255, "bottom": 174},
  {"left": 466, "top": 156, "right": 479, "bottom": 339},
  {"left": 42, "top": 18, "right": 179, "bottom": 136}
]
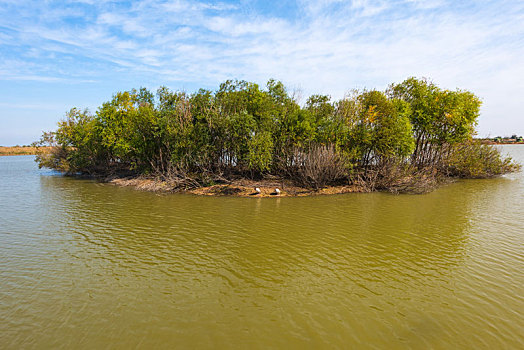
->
[{"left": 1, "top": 0, "right": 523, "bottom": 145}]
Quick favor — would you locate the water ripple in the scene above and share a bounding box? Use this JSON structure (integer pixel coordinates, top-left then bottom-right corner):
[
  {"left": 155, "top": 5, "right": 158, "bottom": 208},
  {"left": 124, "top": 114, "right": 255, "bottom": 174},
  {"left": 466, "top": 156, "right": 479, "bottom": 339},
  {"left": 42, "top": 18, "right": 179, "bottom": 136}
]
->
[{"left": 1, "top": 152, "right": 524, "bottom": 349}]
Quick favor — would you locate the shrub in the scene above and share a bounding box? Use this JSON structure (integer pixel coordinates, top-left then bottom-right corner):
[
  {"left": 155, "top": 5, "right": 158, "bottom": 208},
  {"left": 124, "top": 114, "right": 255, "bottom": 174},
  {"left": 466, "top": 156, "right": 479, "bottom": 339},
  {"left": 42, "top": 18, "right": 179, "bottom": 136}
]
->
[
  {"left": 445, "top": 141, "right": 521, "bottom": 178},
  {"left": 293, "top": 144, "right": 349, "bottom": 189}
]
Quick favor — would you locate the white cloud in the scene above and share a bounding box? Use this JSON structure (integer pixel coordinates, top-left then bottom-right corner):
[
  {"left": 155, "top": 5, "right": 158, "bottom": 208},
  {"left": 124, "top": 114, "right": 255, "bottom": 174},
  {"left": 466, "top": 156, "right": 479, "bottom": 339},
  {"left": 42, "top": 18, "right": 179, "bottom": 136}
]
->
[{"left": 0, "top": 0, "right": 523, "bottom": 138}]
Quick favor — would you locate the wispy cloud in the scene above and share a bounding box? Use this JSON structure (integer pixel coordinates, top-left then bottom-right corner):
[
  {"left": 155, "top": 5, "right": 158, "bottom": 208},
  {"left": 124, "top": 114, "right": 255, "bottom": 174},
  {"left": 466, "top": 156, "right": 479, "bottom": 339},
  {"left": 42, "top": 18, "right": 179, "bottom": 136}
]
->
[{"left": 0, "top": 0, "right": 523, "bottom": 139}]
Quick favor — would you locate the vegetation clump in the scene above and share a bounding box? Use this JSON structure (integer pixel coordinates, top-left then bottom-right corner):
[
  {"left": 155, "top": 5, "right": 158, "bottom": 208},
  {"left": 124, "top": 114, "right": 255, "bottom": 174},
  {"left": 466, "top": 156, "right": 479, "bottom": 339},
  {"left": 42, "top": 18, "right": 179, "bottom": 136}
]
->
[
  {"left": 445, "top": 141, "right": 521, "bottom": 178},
  {"left": 34, "top": 77, "right": 520, "bottom": 194}
]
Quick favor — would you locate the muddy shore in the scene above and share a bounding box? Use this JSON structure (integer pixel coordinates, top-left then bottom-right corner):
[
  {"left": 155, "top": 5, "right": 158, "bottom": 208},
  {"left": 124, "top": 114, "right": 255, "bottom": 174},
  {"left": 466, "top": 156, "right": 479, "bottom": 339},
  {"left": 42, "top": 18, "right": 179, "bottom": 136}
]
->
[{"left": 109, "top": 177, "right": 365, "bottom": 197}]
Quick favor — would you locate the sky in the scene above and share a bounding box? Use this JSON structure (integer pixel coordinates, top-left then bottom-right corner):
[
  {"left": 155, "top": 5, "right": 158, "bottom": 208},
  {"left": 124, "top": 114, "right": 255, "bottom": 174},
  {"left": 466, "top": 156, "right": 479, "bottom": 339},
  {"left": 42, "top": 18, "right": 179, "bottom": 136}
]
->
[{"left": 0, "top": 0, "right": 523, "bottom": 145}]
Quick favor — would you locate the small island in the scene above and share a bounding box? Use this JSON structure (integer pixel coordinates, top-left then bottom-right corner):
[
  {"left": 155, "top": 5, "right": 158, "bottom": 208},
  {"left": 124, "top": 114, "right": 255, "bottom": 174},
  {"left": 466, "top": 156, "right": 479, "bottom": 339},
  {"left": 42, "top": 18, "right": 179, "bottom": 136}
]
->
[{"left": 34, "top": 77, "right": 520, "bottom": 196}]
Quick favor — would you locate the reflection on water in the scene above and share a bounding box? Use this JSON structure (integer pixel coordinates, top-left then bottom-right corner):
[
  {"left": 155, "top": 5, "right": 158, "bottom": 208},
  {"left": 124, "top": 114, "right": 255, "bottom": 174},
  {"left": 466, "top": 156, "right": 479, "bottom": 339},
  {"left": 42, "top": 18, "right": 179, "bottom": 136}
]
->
[{"left": 1, "top": 147, "right": 523, "bottom": 349}]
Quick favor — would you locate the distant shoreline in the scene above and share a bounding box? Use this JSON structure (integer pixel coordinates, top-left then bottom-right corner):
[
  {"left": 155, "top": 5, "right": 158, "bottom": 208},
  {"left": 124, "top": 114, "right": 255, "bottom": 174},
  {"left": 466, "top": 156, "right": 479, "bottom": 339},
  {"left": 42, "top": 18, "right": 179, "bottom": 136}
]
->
[
  {"left": 0, "top": 146, "right": 42, "bottom": 156},
  {"left": 478, "top": 139, "right": 524, "bottom": 145}
]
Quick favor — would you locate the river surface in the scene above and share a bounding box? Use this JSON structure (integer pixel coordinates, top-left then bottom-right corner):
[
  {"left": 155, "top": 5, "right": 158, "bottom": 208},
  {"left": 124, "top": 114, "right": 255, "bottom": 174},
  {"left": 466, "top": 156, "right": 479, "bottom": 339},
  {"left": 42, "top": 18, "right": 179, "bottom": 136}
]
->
[{"left": 1, "top": 146, "right": 523, "bottom": 349}]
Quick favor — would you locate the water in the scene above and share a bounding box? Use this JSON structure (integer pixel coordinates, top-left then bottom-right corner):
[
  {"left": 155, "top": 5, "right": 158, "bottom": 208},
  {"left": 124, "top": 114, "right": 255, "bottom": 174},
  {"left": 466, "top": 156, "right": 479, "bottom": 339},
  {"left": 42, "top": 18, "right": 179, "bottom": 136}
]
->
[{"left": 1, "top": 146, "right": 523, "bottom": 349}]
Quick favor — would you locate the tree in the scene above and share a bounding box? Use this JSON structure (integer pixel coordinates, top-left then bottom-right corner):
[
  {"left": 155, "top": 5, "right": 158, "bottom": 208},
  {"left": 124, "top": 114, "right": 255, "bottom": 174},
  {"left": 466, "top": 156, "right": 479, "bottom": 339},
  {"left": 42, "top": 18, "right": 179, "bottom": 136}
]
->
[{"left": 389, "top": 77, "right": 481, "bottom": 166}]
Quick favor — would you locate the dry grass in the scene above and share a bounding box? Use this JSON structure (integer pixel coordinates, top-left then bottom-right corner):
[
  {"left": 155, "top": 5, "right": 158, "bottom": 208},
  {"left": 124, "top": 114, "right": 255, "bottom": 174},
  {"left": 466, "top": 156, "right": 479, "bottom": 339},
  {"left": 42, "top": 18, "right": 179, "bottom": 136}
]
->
[{"left": 0, "top": 146, "right": 51, "bottom": 156}]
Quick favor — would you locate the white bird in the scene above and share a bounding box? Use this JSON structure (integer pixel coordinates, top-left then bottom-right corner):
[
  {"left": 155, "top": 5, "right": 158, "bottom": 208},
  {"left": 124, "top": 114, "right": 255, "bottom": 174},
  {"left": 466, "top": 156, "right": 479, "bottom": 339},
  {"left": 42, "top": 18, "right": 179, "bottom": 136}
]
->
[
  {"left": 274, "top": 188, "right": 281, "bottom": 195},
  {"left": 254, "top": 187, "right": 261, "bottom": 194}
]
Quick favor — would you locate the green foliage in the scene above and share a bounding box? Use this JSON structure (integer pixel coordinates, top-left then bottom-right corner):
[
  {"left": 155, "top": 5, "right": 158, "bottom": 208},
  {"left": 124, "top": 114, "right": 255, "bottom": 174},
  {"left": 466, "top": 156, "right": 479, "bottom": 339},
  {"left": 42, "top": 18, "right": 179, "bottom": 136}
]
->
[
  {"left": 446, "top": 141, "right": 521, "bottom": 178},
  {"left": 248, "top": 131, "right": 273, "bottom": 172},
  {"left": 35, "top": 78, "right": 518, "bottom": 188},
  {"left": 340, "top": 90, "right": 414, "bottom": 168},
  {"left": 389, "top": 77, "right": 481, "bottom": 166}
]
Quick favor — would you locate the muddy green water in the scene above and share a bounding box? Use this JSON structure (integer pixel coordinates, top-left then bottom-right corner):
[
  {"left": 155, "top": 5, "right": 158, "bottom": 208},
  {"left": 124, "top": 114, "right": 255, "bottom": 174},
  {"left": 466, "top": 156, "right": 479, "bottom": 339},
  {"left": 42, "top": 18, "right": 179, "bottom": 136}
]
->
[{"left": 1, "top": 146, "right": 523, "bottom": 349}]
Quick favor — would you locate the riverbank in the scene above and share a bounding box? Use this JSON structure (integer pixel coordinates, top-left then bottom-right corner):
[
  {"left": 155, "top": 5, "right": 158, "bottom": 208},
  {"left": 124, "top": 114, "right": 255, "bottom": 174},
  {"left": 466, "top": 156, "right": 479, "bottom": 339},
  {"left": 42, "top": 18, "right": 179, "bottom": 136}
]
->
[
  {"left": 0, "top": 146, "right": 51, "bottom": 156},
  {"left": 109, "top": 176, "right": 366, "bottom": 197},
  {"left": 105, "top": 167, "right": 451, "bottom": 196}
]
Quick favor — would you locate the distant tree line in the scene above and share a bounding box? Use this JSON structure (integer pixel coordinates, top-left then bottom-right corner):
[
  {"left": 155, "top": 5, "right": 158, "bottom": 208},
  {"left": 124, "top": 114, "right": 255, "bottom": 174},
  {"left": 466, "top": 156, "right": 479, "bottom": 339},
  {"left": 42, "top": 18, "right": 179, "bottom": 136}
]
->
[
  {"left": 490, "top": 135, "right": 524, "bottom": 143},
  {"left": 35, "top": 77, "right": 520, "bottom": 192}
]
